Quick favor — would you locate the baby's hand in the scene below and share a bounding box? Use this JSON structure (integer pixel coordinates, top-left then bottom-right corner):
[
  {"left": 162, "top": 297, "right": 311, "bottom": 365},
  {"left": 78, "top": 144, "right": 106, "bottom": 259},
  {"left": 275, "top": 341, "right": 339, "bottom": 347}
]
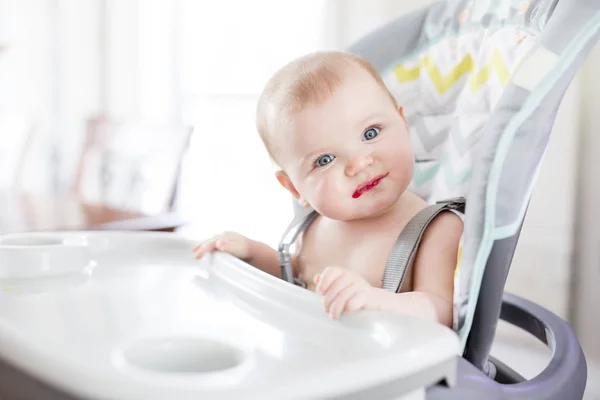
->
[
  {"left": 314, "top": 266, "right": 379, "bottom": 320},
  {"left": 193, "top": 231, "right": 252, "bottom": 261}
]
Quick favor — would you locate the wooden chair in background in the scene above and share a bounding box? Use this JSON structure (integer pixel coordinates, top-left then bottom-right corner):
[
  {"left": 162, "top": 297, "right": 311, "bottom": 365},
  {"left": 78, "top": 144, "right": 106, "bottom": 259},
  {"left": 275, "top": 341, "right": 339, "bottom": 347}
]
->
[
  {"left": 73, "top": 116, "right": 194, "bottom": 231},
  {"left": 0, "top": 114, "right": 194, "bottom": 233}
]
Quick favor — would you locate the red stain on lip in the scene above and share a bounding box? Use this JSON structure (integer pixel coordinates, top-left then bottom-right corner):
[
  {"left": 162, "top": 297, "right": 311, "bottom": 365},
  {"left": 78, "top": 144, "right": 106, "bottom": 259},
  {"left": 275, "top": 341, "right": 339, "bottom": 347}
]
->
[{"left": 352, "top": 173, "right": 389, "bottom": 198}]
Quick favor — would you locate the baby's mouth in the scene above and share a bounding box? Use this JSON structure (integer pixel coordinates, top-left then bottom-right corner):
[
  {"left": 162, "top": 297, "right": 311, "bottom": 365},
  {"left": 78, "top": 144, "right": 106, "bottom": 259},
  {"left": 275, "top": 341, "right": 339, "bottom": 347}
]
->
[{"left": 352, "top": 173, "right": 389, "bottom": 199}]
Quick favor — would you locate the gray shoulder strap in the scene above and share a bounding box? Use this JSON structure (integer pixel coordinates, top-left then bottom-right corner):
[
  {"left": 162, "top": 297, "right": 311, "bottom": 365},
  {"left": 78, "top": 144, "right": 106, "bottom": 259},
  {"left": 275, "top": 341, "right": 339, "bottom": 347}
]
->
[
  {"left": 278, "top": 209, "right": 319, "bottom": 287},
  {"left": 382, "top": 197, "right": 466, "bottom": 293}
]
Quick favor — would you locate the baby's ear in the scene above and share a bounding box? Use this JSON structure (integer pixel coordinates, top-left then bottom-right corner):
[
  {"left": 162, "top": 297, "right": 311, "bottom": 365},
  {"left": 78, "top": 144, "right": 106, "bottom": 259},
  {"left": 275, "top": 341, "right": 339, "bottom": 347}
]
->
[
  {"left": 398, "top": 106, "right": 406, "bottom": 120},
  {"left": 275, "top": 170, "right": 301, "bottom": 200},
  {"left": 398, "top": 106, "right": 409, "bottom": 129}
]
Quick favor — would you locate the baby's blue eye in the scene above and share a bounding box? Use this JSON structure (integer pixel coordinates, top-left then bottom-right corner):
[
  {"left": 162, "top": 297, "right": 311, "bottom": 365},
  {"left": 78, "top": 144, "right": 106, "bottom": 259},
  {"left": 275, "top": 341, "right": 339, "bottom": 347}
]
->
[
  {"left": 363, "top": 127, "right": 380, "bottom": 140},
  {"left": 315, "top": 154, "right": 335, "bottom": 167}
]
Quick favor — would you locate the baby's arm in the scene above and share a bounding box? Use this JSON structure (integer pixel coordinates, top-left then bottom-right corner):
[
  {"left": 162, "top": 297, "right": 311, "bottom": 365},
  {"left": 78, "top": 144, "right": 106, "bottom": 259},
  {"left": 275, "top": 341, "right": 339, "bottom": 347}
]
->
[
  {"left": 246, "top": 239, "right": 284, "bottom": 278},
  {"left": 404, "top": 210, "right": 463, "bottom": 326},
  {"left": 316, "top": 211, "right": 463, "bottom": 326},
  {"left": 373, "top": 211, "right": 463, "bottom": 326},
  {"left": 193, "top": 232, "right": 286, "bottom": 278}
]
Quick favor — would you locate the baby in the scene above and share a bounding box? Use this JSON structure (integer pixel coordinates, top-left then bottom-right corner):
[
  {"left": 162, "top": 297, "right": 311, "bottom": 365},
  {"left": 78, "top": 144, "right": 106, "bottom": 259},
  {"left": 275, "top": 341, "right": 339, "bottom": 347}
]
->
[{"left": 193, "top": 51, "right": 463, "bottom": 327}]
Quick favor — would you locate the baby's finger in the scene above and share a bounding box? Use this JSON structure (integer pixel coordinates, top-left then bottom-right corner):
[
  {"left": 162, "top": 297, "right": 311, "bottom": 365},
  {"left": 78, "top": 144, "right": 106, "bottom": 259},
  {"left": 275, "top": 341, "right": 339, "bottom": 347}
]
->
[
  {"left": 214, "top": 237, "right": 249, "bottom": 259},
  {"left": 323, "top": 273, "right": 354, "bottom": 310},
  {"left": 344, "top": 291, "right": 368, "bottom": 313},
  {"left": 327, "top": 285, "right": 362, "bottom": 320},
  {"left": 193, "top": 234, "right": 218, "bottom": 252},
  {"left": 194, "top": 239, "right": 217, "bottom": 260},
  {"left": 192, "top": 242, "right": 205, "bottom": 252},
  {"left": 315, "top": 266, "right": 344, "bottom": 295}
]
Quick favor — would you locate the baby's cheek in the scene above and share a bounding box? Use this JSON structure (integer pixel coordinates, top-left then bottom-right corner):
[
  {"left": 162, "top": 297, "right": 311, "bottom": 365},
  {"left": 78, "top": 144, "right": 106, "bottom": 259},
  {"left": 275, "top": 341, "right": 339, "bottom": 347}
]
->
[
  {"left": 389, "top": 146, "right": 414, "bottom": 179},
  {"left": 311, "top": 178, "right": 332, "bottom": 206},
  {"left": 310, "top": 176, "right": 344, "bottom": 214},
  {"left": 399, "top": 148, "right": 414, "bottom": 172},
  {"left": 404, "top": 149, "right": 416, "bottom": 178}
]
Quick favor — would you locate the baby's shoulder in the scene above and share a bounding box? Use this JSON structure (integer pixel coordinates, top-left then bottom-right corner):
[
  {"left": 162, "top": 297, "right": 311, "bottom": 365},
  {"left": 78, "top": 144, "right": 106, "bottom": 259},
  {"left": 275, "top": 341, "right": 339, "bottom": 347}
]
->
[{"left": 419, "top": 209, "right": 464, "bottom": 253}]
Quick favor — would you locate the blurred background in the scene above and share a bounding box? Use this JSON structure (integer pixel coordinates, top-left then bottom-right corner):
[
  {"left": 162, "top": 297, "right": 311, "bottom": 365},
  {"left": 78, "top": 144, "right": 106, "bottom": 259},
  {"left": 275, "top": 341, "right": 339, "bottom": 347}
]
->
[{"left": 0, "top": 0, "right": 599, "bottom": 397}]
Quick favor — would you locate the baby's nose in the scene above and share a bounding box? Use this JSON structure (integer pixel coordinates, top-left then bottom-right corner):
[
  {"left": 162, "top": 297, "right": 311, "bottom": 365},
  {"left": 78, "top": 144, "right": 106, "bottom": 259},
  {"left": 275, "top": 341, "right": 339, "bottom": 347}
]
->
[{"left": 345, "top": 155, "right": 373, "bottom": 177}]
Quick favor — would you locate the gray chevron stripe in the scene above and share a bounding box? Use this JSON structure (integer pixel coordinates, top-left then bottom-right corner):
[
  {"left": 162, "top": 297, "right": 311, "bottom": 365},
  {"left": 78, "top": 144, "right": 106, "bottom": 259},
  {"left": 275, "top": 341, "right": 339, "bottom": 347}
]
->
[
  {"left": 423, "top": 0, "right": 550, "bottom": 37},
  {"left": 409, "top": 113, "right": 486, "bottom": 157},
  {"left": 407, "top": 115, "right": 450, "bottom": 153},
  {"left": 449, "top": 117, "right": 486, "bottom": 155},
  {"left": 420, "top": 79, "right": 466, "bottom": 114}
]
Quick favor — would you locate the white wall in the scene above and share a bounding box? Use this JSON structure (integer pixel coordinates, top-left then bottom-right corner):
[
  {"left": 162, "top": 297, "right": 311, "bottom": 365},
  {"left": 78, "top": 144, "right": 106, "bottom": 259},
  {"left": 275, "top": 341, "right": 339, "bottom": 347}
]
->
[
  {"left": 571, "top": 40, "right": 600, "bottom": 363},
  {"left": 0, "top": 0, "right": 101, "bottom": 192},
  {"left": 504, "top": 76, "right": 581, "bottom": 321},
  {"left": 53, "top": 0, "right": 102, "bottom": 189},
  {"left": 0, "top": 0, "right": 55, "bottom": 192}
]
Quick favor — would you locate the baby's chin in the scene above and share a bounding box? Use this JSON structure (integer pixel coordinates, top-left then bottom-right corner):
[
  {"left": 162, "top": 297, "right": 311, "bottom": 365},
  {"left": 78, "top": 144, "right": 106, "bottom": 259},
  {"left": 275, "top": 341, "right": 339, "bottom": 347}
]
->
[{"left": 315, "top": 194, "right": 401, "bottom": 221}]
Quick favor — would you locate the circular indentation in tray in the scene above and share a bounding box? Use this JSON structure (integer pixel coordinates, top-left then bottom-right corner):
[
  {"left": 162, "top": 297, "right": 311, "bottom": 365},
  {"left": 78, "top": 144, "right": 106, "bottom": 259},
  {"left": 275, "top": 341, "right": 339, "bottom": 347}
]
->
[
  {"left": 0, "top": 234, "right": 93, "bottom": 279},
  {"left": 120, "top": 336, "right": 246, "bottom": 374},
  {"left": 0, "top": 236, "right": 64, "bottom": 246}
]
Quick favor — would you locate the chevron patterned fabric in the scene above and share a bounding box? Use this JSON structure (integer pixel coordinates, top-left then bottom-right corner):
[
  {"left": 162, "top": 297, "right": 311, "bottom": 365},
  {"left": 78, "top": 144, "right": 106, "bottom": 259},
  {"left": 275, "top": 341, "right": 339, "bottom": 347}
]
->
[
  {"left": 336, "top": 0, "right": 598, "bottom": 355},
  {"left": 373, "top": 0, "right": 549, "bottom": 344},
  {"left": 382, "top": 28, "right": 537, "bottom": 204}
]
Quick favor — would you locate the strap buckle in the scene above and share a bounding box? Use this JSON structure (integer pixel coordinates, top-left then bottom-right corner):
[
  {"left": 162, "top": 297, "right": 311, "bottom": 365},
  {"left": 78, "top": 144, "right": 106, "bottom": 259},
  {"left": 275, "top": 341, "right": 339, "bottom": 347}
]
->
[
  {"left": 436, "top": 196, "right": 466, "bottom": 212},
  {"left": 277, "top": 210, "right": 318, "bottom": 287}
]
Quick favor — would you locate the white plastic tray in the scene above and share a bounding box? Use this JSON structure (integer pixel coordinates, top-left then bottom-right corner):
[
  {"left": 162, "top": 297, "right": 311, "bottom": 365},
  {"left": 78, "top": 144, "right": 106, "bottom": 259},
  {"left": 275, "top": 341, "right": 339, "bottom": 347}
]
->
[{"left": 0, "top": 231, "right": 459, "bottom": 400}]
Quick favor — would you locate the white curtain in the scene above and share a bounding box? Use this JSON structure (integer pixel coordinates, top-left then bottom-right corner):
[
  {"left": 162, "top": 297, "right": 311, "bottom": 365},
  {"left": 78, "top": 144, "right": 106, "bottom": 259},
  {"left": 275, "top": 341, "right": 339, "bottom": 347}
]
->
[{"left": 172, "top": 0, "right": 337, "bottom": 246}]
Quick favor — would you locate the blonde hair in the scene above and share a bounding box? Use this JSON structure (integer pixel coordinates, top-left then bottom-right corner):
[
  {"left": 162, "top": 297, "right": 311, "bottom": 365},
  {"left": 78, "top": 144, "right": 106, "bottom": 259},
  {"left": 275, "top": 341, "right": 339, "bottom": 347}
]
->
[{"left": 256, "top": 51, "right": 396, "bottom": 163}]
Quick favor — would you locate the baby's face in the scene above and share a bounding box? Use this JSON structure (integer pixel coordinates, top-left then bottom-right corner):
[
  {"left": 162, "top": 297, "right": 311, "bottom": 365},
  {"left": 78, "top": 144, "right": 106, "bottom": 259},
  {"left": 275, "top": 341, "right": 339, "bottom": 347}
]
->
[{"left": 275, "top": 67, "right": 414, "bottom": 221}]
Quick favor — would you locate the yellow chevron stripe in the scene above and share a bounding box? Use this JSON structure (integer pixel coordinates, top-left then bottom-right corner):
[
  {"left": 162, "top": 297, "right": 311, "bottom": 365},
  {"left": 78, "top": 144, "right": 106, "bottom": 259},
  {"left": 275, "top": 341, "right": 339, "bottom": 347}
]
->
[
  {"left": 424, "top": 54, "right": 475, "bottom": 94},
  {"left": 468, "top": 50, "right": 511, "bottom": 93},
  {"left": 393, "top": 49, "right": 515, "bottom": 94},
  {"left": 394, "top": 55, "right": 474, "bottom": 93},
  {"left": 394, "top": 64, "right": 421, "bottom": 82}
]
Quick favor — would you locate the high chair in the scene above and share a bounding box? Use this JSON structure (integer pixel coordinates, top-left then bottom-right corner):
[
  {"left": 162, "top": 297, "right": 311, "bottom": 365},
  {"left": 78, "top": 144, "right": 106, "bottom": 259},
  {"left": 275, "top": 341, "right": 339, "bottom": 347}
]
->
[
  {"left": 0, "top": 0, "right": 598, "bottom": 399},
  {"left": 282, "top": 0, "right": 599, "bottom": 398}
]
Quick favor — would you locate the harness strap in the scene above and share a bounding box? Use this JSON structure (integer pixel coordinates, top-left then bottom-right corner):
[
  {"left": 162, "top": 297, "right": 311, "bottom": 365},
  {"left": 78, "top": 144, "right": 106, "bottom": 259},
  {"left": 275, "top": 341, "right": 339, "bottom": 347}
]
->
[
  {"left": 278, "top": 197, "right": 466, "bottom": 290},
  {"left": 278, "top": 209, "right": 318, "bottom": 287},
  {"left": 382, "top": 197, "right": 466, "bottom": 293}
]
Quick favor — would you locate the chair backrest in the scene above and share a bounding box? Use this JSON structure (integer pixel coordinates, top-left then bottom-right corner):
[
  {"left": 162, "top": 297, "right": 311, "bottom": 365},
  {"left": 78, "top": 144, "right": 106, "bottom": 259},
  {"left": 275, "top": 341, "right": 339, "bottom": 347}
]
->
[
  {"left": 462, "top": 0, "right": 600, "bottom": 372},
  {"left": 75, "top": 116, "right": 193, "bottom": 215},
  {"left": 0, "top": 108, "right": 35, "bottom": 189},
  {"left": 346, "top": 0, "right": 600, "bottom": 372}
]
